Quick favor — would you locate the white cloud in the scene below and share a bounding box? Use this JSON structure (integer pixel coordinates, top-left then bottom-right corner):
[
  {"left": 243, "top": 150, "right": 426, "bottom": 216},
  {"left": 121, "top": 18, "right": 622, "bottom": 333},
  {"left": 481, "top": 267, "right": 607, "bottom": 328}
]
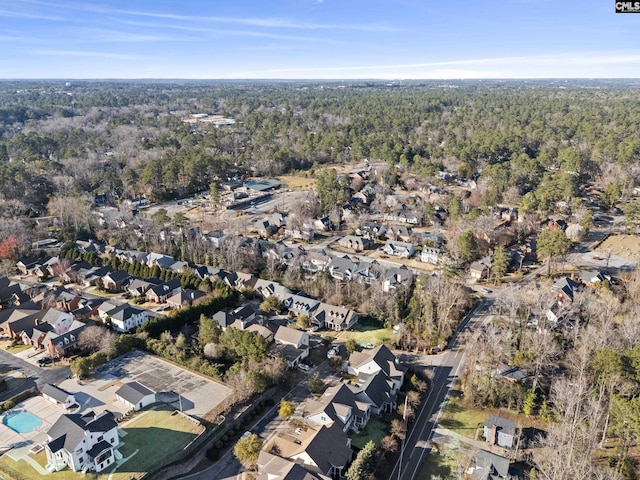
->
[{"left": 30, "top": 49, "right": 160, "bottom": 61}]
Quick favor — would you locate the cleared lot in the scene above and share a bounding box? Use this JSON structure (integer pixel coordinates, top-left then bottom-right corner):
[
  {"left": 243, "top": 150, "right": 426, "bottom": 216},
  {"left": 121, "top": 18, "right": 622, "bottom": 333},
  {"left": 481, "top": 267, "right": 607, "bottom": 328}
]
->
[{"left": 58, "top": 350, "right": 230, "bottom": 420}]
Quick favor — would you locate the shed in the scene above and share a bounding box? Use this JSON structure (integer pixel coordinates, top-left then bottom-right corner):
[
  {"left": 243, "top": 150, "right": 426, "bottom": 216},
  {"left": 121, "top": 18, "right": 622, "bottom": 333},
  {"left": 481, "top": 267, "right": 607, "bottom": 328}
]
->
[{"left": 115, "top": 381, "right": 156, "bottom": 411}]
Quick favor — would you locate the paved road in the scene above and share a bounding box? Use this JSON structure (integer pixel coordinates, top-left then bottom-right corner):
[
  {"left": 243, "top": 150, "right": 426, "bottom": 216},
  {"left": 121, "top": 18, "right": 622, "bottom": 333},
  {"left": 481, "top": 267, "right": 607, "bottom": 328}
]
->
[
  {"left": 0, "top": 348, "right": 71, "bottom": 401},
  {"left": 390, "top": 299, "right": 492, "bottom": 480}
]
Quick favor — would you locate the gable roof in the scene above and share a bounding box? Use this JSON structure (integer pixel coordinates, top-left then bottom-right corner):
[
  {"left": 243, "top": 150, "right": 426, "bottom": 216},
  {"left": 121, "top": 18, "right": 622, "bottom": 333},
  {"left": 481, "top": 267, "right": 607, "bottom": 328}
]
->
[
  {"left": 472, "top": 450, "right": 511, "bottom": 480},
  {"left": 115, "top": 381, "right": 155, "bottom": 405},
  {"left": 47, "top": 410, "right": 117, "bottom": 452},
  {"left": 348, "top": 344, "right": 406, "bottom": 381},
  {"left": 275, "top": 326, "right": 306, "bottom": 346},
  {"left": 484, "top": 415, "right": 516, "bottom": 436},
  {"left": 41, "top": 384, "right": 74, "bottom": 403},
  {"left": 257, "top": 451, "right": 331, "bottom": 480}
]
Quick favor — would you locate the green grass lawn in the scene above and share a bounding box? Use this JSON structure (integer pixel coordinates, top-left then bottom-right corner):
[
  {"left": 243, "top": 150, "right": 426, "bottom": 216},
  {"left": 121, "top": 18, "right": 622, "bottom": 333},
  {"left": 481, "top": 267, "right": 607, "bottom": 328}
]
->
[
  {"left": 5, "top": 343, "right": 32, "bottom": 353},
  {"left": 438, "top": 395, "right": 488, "bottom": 440},
  {"left": 351, "top": 417, "right": 390, "bottom": 450},
  {"left": 0, "top": 406, "right": 204, "bottom": 480},
  {"left": 86, "top": 287, "right": 122, "bottom": 298},
  {"left": 341, "top": 325, "right": 392, "bottom": 346}
]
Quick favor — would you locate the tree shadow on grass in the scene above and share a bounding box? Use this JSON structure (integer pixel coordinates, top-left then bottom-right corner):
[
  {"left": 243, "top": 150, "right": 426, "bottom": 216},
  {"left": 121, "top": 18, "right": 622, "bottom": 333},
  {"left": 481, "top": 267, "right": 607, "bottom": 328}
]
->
[{"left": 116, "top": 426, "right": 199, "bottom": 474}]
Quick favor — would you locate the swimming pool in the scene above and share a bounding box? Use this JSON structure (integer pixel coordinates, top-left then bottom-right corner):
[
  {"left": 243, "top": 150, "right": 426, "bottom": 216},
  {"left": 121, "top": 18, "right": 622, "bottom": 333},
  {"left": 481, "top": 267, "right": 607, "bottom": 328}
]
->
[{"left": 2, "top": 410, "right": 42, "bottom": 433}]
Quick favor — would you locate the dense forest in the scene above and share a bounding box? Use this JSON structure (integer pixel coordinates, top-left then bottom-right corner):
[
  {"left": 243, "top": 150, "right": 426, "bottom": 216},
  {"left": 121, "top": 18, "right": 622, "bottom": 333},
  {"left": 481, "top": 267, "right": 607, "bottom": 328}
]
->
[{"left": 2, "top": 79, "right": 640, "bottom": 217}]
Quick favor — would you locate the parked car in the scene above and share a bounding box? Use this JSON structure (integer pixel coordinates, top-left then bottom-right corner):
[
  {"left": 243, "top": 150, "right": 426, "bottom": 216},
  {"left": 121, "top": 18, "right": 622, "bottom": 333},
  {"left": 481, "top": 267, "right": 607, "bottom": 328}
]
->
[
  {"left": 360, "top": 342, "right": 375, "bottom": 349},
  {"left": 297, "top": 363, "right": 310, "bottom": 371},
  {"left": 327, "top": 347, "right": 338, "bottom": 358},
  {"left": 38, "top": 357, "right": 52, "bottom": 366},
  {"left": 241, "top": 431, "right": 252, "bottom": 439},
  {"left": 310, "top": 325, "right": 320, "bottom": 332}
]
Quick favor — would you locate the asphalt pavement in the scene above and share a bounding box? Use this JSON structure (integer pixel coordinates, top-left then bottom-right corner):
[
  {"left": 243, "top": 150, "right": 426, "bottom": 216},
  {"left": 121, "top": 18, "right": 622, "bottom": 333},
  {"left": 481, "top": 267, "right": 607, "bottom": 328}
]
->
[
  {"left": 389, "top": 299, "right": 491, "bottom": 480},
  {"left": 0, "top": 347, "right": 71, "bottom": 402}
]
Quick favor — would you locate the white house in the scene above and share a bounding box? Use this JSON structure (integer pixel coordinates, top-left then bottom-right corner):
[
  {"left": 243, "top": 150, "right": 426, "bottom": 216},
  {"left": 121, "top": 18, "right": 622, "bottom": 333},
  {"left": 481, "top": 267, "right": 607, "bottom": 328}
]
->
[
  {"left": 273, "top": 326, "right": 310, "bottom": 367},
  {"left": 115, "top": 382, "right": 156, "bottom": 411},
  {"left": 347, "top": 345, "right": 406, "bottom": 393},
  {"left": 41, "top": 384, "right": 77, "bottom": 410},
  {"left": 108, "top": 304, "right": 149, "bottom": 333},
  {"left": 45, "top": 410, "right": 119, "bottom": 473},
  {"left": 383, "top": 241, "right": 415, "bottom": 258},
  {"left": 420, "top": 247, "right": 441, "bottom": 264}
]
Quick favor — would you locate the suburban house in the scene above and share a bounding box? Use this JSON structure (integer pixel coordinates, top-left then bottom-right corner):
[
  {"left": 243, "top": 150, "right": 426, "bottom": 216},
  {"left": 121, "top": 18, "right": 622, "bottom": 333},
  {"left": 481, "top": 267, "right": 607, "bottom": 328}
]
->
[
  {"left": 254, "top": 279, "right": 292, "bottom": 300},
  {"left": 383, "top": 241, "right": 415, "bottom": 258},
  {"left": 302, "top": 250, "right": 331, "bottom": 274},
  {"left": 347, "top": 345, "right": 406, "bottom": 393},
  {"left": 311, "top": 303, "right": 358, "bottom": 331},
  {"left": 273, "top": 326, "right": 310, "bottom": 367},
  {"left": 283, "top": 294, "right": 320, "bottom": 318},
  {"left": 257, "top": 451, "right": 331, "bottom": 480},
  {"left": 115, "top": 381, "right": 156, "bottom": 411},
  {"left": 101, "top": 270, "right": 131, "bottom": 292},
  {"left": 553, "top": 277, "right": 579, "bottom": 304},
  {"left": 382, "top": 267, "right": 414, "bottom": 293},
  {"left": 17, "top": 255, "right": 46, "bottom": 275},
  {"left": 578, "top": 269, "right": 607, "bottom": 287},
  {"left": 146, "top": 278, "right": 182, "bottom": 303},
  {"left": 327, "top": 256, "right": 358, "bottom": 281},
  {"left": 108, "top": 304, "right": 150, "bottom": 333},
  {"left": 166, "top": 289, "right": 206, "bottom": 309},
  {"left": 467, "top": 450, "right": 511, "bottom": 480},
  {"left": 304, "top": 383, "right": 371, "bottom": 433},
  {"left": 420, "top": 247, "right": 441, "bottom": 265},
  {"left": 213, "top": 305, "right": 259, "bottom": 331},
  {"left": 388, "top": 225, "right": 413, "bottom": 243},
  {"left": 75, "top": 266, "right": 113, "bottom": 287},
  {"left": 470, "top": 258, "right": 491, "bottom": 280},
  {"left": 483, "top": 415, "right": 517, "bottom": 449},
  {"left": 126, "top": 278, "right": 161, "bottom": 297},
  {"left": 267, "top": 423, "right": 352, "bottom": 478},
  {"left": 347, "top": 371, "right": 397, "bottom": 415},
  {"left": 45, "top": 320, "right": 92, "bottom": 358},
  {"left": 45, "top": 410, "right": 120, "bottom": 473},
  {"left": 336, "top": 235, "right": 374, "bottom": 252},
  {"left": 246, "top": 324, "right": 274, "bottom": 343},
  {"left": 97, "top": 302, "right": 119, "bottom": 321},
  {"left": 41, "top": 384, "right": 77, "bottom": 410}
]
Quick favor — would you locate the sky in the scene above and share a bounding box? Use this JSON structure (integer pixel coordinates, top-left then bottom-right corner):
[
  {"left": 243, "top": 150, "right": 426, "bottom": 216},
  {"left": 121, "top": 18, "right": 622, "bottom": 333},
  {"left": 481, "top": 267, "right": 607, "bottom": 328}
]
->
[{"left": 0, "top": 0, "right": 639, "bottom": 79}]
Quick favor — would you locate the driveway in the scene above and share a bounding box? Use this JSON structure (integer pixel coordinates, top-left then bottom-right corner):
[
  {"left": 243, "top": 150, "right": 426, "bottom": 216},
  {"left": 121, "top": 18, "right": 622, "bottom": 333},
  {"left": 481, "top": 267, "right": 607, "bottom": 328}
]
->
[{"left": 0, "top": 348, "right": 70, "bottom": 402}]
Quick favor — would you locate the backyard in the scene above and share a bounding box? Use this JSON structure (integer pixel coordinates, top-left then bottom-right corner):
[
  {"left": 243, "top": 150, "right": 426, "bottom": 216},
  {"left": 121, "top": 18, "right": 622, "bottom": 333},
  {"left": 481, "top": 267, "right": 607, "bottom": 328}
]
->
[
  {"left": 0, "top": 405, "right": 205, "bottom": 480},
  {"left": 351, "top": 416, "right": 390, "bottom": 450},
  {"left": 339, "top": 324, "right": 392, "bottom": 347}
]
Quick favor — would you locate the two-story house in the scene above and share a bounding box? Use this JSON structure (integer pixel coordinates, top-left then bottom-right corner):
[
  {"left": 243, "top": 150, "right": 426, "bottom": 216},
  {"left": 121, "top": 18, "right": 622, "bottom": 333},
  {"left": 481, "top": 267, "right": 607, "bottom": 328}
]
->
[{"left": 45, "top": 410, "right": 119, "bottom": 473}]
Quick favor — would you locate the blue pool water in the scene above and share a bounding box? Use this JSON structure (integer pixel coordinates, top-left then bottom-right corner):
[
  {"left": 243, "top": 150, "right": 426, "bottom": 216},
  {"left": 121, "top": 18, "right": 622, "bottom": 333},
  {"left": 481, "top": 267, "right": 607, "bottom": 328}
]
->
[{"left": 2, "top": 410, "right": 42, "bottom": 433}]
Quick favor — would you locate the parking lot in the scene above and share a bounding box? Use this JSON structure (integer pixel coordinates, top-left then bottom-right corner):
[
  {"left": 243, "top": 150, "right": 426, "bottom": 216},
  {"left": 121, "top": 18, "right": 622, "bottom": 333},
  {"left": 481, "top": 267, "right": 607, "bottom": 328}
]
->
[{"left": 56, "top": 350, "right": 230, "bottom": 420}]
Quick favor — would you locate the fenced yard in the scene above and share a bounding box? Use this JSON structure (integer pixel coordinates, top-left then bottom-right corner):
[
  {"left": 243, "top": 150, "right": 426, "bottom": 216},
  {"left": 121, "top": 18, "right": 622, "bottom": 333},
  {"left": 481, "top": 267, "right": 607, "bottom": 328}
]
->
[{"left": 0, "top": 405, "right": 205, "bottom": 480}]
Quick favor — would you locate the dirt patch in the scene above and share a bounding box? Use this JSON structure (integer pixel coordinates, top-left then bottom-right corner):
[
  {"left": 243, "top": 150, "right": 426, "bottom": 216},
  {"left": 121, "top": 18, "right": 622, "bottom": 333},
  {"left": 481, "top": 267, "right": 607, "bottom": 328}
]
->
[{"left": 595, "top": 234, "right": 640, "bottom": 260}]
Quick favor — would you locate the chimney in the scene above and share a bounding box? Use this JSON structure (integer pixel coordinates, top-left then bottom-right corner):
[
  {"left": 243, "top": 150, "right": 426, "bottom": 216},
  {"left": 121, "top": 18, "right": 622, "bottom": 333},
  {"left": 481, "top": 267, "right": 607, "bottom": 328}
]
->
[{"left": 490, "top": 425, "right": 497, "bottom": 446}]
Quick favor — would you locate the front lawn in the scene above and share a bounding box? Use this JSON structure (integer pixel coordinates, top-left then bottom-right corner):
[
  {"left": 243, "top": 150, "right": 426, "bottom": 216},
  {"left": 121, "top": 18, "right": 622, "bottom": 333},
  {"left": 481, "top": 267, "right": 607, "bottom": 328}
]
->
[
  {"left": 0, "top": 406, "right": 204, "bottom": 480},
  {"left": 439, "top": 394, "right": 489, "bottom": 440}
]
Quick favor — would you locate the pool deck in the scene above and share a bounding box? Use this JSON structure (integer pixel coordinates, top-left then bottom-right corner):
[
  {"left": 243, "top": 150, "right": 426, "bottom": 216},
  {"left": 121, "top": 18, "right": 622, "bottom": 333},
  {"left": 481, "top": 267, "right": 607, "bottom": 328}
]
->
[{"left": 0, "top": 395, "right": 64, "bottom": 458}]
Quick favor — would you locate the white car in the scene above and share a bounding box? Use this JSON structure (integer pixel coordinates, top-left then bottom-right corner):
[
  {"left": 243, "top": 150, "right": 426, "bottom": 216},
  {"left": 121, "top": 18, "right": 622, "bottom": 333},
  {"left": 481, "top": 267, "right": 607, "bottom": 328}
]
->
[
  {"left": 241, "top": 431, "right": 252, "bottom": 439},
  {"left": 297, "top": 363, "right": 310, "bottom": 371}
]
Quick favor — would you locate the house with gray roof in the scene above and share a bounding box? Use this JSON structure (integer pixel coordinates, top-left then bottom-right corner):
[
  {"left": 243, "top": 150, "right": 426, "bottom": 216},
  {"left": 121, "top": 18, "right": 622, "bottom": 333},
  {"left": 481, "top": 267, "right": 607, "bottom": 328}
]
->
[
  {"left": 304, "top": 383, "right": 371, "bottom": 433},
  {"left": 468, "top": 450, "right": 511, "bottom": 480},
  {"left": 273, "top": 326, "right": 310, "bottom": 367},
  {"left": 108, "top": 304, "right": 149, "bottom": 333},
  {"left": 45, "top": 410, "right": 119, "bottom": 473},
  {"left": 268, "top": 423, "right": 352, "bottom": 478},
  {"left": 41, "top": 384, "right": 77, "bottom": 410},
  {"left": 311, "top": 303, "right": 358, "bottom": 331},
  {"left": 257, "top": 451, "right": 331, "bottom": 480},
  {"left": 483, "top": 415, "right": 517, "bottom": 449},
  {"left": 115, "top": 381, "right": 156, "bottom": 411}
]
